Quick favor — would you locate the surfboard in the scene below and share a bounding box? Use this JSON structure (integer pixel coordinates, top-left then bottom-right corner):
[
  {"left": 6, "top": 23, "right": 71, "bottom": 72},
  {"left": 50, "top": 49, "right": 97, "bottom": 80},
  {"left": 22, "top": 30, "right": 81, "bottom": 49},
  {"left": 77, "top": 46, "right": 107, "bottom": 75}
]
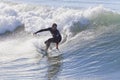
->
[
  {"left": 35, "top": 43, "right": 60, "bottom": 58},
  {"left": 47, "top": 48, "right": 61, "bottom": 57}
]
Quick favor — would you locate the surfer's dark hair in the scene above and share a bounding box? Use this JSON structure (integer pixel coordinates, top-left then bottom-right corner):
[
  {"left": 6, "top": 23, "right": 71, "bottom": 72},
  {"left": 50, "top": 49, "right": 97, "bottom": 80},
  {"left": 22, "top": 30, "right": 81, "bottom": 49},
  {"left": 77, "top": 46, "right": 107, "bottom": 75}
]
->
[{"left": 52, "top": 23, "right": 57, "bottom": 27}]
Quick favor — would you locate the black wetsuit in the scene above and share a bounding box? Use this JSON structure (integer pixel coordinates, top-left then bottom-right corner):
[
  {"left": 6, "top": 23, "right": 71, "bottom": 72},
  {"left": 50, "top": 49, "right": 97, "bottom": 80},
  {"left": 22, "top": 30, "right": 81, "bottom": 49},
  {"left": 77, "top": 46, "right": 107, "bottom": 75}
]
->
[{"left": 35, "top": 28, "right": 62, "bottom": 44}]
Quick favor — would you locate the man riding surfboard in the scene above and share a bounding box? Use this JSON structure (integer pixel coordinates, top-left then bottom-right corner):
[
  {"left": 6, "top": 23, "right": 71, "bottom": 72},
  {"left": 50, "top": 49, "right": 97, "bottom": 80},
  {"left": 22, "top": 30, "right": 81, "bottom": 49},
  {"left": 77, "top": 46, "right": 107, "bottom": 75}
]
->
[{"left": 34, "top": 23, "right": 62, "bottom": 51}]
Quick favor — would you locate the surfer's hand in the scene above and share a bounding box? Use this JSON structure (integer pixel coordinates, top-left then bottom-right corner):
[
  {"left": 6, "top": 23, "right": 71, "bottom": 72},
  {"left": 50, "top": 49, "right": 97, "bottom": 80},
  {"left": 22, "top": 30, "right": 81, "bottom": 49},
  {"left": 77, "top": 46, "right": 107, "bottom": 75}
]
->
[{"left": 33, "top": 32, "right": 37, "bottom": 35}]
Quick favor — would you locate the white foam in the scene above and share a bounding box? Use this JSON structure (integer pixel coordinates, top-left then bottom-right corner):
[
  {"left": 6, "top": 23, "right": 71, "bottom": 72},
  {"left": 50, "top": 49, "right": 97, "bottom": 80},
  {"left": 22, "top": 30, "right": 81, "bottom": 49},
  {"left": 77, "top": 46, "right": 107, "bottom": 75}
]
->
[
  {"left": 0, "top": 38, "right": 37, "bottom": 62},
  {"left": 0, "top": 16, "right": 21, "bottom": 33},
  {"left": 0, "top": 2, "right": 21, "bottom": 34},
  {"left": 0, "top": 2, "right": 118, "bottom": 37}
]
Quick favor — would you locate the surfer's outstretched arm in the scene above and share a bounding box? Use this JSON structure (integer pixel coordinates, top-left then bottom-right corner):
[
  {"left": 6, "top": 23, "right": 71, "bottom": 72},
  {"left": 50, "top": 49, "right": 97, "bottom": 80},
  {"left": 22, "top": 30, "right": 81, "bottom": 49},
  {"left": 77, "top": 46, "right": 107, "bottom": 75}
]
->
[{"left": 34, "top": 28, "right": 50, "bottom": 34}]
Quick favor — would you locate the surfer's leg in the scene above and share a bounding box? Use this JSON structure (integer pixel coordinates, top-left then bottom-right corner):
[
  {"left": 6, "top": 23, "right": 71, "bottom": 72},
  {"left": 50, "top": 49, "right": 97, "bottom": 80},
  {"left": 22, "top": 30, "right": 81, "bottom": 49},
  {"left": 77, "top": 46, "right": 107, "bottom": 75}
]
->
[
  {"left": 55, "top": 37, "right": 61, "bottom": 50},
  {"left": 45, "top": 38, "right": 54, "bottom": 51},
  {"left": 45, "top": 41, "right": 50, "bottom": 51}
]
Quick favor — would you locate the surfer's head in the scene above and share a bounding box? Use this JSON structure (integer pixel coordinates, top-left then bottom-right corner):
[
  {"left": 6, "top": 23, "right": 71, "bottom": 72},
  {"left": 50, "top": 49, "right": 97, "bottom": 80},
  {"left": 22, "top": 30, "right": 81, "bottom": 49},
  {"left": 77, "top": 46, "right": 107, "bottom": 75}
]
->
[{"left": 52, "top": 23, "right": 57, "bottom": 30}]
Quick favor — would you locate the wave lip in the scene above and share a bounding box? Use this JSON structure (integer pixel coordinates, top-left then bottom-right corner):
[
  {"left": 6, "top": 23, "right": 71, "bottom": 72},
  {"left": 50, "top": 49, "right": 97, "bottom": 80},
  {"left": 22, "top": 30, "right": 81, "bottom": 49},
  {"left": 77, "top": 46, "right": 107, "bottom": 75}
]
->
[{"left": 0, "top": 2, "right": 120, "bottom": 37}]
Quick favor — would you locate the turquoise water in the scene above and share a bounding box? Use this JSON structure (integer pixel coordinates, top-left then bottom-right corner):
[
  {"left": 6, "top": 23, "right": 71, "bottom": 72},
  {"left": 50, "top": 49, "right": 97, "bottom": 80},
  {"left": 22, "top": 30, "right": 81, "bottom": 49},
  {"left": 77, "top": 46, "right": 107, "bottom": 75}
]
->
[{"left": 0, "top": 0, "right": 120, "bottom": 80}]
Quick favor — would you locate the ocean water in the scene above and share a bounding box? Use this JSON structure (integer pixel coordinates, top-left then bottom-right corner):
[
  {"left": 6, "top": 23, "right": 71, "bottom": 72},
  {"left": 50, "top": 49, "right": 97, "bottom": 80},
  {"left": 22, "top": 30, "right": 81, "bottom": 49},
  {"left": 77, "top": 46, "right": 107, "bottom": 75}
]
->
[{"left": 0, "top": 0, "right": 120, "bottom": 80}]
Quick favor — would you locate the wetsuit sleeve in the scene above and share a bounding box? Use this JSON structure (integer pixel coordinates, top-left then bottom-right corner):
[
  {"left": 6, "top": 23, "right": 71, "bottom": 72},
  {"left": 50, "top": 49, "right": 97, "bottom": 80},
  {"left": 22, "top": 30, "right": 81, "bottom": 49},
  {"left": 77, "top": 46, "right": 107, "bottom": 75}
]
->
[{"left": 34, "top": 28, "right": 50, "bottom": 34}]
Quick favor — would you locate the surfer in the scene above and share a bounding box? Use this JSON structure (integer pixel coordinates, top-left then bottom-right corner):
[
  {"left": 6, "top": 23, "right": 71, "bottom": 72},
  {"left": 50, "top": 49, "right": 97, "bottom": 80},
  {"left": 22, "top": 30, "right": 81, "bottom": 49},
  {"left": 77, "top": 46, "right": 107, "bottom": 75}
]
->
[{"left": 34, "top": 23, "right": 62, "bottom": 51}]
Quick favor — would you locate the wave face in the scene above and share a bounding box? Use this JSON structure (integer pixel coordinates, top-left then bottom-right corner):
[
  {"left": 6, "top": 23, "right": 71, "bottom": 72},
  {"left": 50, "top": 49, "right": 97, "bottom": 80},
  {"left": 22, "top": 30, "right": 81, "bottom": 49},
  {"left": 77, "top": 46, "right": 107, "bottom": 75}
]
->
[{"left": 0, "top": 1, "right": 120, "bottom": 80}]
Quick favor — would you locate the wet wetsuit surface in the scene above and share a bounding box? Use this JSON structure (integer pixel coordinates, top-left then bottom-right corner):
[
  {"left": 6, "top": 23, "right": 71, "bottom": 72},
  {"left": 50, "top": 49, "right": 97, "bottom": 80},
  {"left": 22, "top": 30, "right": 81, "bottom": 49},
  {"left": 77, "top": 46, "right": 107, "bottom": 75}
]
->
[{"left": 35, "top": 28, "right": 62, "bottom": 44}]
